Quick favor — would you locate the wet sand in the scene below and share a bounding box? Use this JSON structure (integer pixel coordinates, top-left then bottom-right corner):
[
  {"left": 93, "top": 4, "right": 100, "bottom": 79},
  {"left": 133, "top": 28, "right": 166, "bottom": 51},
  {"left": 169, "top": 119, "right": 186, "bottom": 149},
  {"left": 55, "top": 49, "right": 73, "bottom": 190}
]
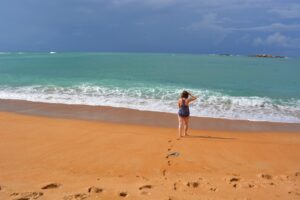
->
[
  {"left": 1, "top": 99, "right": 300, "bottom": 132},
  {"left": 0, "top": 108, "right": 300, "bottom": 200}
]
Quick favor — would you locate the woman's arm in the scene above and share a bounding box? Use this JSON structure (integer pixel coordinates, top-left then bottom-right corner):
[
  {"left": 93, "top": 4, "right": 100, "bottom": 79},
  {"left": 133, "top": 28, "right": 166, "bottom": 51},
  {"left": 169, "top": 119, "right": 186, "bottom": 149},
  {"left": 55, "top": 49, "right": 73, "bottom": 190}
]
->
[
  {"left": 178, "top": 99, "right": 181, "bottom": 108},
  {"left": 188, "top": 92, "right": 197, "bottom": 103}
]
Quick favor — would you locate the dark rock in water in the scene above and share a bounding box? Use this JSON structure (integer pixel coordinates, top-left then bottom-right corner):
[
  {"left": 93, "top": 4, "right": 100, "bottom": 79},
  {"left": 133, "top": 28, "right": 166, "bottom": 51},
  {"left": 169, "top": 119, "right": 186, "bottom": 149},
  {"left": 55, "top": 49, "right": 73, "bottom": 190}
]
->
[
  {"left": 274, "top": 55, "right": 285, "bottom": 58},
  {"left": 88, "top": 186, "right": 103, "bottom": 193},
  {"left": 41, "top": 183, "right": 61, "bottom": 189}
]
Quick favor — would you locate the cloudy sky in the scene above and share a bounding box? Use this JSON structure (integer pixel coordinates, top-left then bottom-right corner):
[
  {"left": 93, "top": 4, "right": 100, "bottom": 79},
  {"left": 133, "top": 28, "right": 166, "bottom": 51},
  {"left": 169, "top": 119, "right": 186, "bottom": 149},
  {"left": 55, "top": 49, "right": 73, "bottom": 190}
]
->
[{"left": 0, "top": 0, "right": 300, "bottom": 56}]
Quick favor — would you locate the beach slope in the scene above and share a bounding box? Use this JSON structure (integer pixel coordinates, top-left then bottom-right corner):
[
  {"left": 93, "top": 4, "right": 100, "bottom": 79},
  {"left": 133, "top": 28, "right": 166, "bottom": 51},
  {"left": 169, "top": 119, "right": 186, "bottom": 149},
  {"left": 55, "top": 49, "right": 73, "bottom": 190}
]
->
[{"left": 0, "top": 112, "right": 299, "bottom": 200}]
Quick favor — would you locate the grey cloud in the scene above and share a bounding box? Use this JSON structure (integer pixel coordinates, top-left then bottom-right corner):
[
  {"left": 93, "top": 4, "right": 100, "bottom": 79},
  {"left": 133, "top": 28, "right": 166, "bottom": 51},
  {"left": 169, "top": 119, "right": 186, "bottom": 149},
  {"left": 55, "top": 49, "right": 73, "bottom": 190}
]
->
[
  {"left": 269, "top": 4, "right": 300, "bottom": 19},
  {"left": 184, "top": 13, "right": 231, "bottom": 44},
  {"left": 253, "top": 32, "right": 300, "bottom": 48},
  {"left": 232, "top": 23, "right": 300, "bottom": 32}
]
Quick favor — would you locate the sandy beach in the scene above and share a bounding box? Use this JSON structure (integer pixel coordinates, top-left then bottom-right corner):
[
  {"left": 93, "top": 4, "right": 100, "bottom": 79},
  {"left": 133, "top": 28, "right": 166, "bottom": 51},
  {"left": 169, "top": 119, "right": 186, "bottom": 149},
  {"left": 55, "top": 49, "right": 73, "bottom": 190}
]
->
[{"left": 0, "top": 104, "right": 300, "bottom": 200}]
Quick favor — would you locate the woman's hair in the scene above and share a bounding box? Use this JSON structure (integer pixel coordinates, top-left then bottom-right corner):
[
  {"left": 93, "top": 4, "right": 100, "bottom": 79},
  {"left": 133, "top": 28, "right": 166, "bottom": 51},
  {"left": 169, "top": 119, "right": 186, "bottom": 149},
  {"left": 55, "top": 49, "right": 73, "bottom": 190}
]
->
[{"left": 181, "top": 90, "right": 189, "bottom": 99}]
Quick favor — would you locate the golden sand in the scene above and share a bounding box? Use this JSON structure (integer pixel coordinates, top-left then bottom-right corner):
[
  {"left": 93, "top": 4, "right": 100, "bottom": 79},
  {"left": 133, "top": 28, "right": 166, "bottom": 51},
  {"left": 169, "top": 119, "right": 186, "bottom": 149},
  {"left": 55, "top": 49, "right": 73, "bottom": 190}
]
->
[{"left": 0, "top": 112, "right": 299, "bottom": 200}]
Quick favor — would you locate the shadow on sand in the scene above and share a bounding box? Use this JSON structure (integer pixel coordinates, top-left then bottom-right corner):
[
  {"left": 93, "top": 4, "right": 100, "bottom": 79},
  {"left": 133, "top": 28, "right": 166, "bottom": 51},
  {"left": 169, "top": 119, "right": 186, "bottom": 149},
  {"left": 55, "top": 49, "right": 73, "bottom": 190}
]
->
[{"left": 184, "top": 135, "right": 237, "bottom": 140}]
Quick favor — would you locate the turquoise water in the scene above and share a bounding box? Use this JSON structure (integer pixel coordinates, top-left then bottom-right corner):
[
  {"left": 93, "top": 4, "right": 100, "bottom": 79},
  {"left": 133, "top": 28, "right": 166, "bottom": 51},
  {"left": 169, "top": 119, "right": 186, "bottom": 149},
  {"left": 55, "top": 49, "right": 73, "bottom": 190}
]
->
[{"left": 0, "top": 52, "right": 300, "bottom": 122}]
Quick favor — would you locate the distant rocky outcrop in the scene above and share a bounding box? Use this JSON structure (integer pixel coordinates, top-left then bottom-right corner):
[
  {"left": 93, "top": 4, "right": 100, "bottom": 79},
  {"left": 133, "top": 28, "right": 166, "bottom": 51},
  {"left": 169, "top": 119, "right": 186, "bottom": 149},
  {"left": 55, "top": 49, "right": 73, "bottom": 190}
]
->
[
  {"left": 219, "top": 54, "right": 232, "bottom": 56},
  {"left": 249, "top": 54, "right": 286, "bottom": 58}
]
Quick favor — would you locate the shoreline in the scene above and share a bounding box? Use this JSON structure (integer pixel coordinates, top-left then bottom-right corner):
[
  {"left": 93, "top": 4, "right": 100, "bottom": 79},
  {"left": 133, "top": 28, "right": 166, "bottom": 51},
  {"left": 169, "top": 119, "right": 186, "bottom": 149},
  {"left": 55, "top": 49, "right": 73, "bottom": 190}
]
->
[{"left": 0, "top": 99, "right": 300, "bottom": 132}]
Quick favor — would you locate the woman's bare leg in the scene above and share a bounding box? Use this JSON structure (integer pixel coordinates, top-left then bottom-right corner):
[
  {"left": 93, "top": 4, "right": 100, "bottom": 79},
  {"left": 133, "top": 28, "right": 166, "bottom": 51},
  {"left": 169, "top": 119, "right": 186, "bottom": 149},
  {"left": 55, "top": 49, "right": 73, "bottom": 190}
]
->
[
  {"left": 183, "top": 117, "right": 189, "bottom": 136},
  {"left": 178, "top": 116, "right": 183, "bottom": 138}
]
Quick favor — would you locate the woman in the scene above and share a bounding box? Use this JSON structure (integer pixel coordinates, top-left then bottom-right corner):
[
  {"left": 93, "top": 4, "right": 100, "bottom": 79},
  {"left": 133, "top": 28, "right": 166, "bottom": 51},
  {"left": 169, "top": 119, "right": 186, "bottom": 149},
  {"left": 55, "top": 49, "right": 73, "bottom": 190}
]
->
[{"left": 178, "top": 91, "right": 197, "bottom": 138}]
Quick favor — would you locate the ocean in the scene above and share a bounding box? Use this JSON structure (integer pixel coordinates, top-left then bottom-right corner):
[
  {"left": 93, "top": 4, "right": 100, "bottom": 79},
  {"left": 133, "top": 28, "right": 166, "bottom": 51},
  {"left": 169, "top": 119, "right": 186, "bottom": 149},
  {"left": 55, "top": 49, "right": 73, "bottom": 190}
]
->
[{"left": 0, "top": 52, "right": 299, "bottom": 123}]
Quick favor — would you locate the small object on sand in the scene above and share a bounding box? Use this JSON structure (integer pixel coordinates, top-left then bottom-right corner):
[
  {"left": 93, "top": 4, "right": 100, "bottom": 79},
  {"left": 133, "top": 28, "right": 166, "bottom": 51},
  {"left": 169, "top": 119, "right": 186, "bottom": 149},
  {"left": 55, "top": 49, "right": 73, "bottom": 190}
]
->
[
  {"left": 166, "top": 152, "right": 180, "bottom": 158},
  {"left": 88, "top": 186, "right": 103, "bottom": 193},
  {"left": 258, "top": 173, "right": 272, "bottom": 180},
  {"left": 41, "top": 183, "right": 61, "bottom": 190}
]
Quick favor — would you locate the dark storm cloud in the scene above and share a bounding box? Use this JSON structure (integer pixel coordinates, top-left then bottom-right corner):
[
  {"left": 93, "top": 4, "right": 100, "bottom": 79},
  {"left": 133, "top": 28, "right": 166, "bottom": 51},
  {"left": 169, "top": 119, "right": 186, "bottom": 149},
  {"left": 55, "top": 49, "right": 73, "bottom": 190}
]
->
[{"left": 0, "top": 0, "right": 299, "bottom": 56}]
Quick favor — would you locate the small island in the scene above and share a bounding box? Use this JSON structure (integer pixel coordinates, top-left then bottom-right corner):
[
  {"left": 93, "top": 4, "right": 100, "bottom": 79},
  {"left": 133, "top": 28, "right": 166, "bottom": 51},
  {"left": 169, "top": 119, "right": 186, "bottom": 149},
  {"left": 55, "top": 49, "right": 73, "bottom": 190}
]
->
[{"left": 249, "top": 54, "right": 286, "bottom": 58}]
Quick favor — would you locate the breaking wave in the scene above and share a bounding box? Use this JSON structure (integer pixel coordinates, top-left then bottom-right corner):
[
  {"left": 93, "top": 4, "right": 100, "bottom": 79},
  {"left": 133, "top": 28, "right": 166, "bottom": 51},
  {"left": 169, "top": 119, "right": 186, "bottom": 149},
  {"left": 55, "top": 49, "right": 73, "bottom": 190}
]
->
[{"left": 0, "top": 84, "right": 299, "bottom": 123}]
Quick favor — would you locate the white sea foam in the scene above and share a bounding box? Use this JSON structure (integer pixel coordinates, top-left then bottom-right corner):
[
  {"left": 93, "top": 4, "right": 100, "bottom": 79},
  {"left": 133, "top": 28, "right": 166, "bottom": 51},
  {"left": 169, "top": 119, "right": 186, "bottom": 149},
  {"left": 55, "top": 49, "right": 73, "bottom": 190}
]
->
[{"left": 0, "top": 84, "right": 299, "bottom": 123}]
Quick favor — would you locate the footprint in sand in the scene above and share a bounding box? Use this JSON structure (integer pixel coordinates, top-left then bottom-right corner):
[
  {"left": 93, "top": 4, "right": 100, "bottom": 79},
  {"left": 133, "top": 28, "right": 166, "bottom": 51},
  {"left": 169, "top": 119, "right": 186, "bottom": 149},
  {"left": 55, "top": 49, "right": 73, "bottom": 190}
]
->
[
  {"left": 139, "top": 185, "right": 152, "bottom": 195},
  {"left": 140, "top": 191, "right": 149, "bottom": 195},
  {"left": 241, "top": 182, "right": 256, "bottom": 189},
  {"left": 63, "top": 193, "right": 88, "bottom": 200},
  {"left": 139, "top": 185, "right": 152, "bottom": 190},
  {"left": 166, "top": 152, "right": 180, "bottom": 159},
  {"left": 186, "top": 181, "right": 199, "bottom": 188},
  {"left": 275, "top": 175, "right": 290, "bottom": 181},
  {"left": 168, "top": 160, "right": 171, "bottom": 166},
  {"left": 288, "top": 191, "right": 300, "bottom": 196},
  {"left": 10, "top": 192, "right": 43, "bottom": 200},
  {"left": 119, "top": 192, "right": 128, "bottom": 197},
  {"left": 162, "top": 169, "right": 167, "bottom": 176},
  {"left": 224, "top": 176, "right": 240, "bottom": 188},
  {"left": 173, "top": 183, "right": 177, "bottom": 191},
  {"left": 295, "top": 172, "right": 300, "bottom": 177},
  {"left": 41, "top": 183, "right": 61, "bottom": 190},
  {"left": 258, "top": 173, "right": 272, "bottom": 180},
  {"left": 88, "top": 186, "right": 103, "bottom": 194}
]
